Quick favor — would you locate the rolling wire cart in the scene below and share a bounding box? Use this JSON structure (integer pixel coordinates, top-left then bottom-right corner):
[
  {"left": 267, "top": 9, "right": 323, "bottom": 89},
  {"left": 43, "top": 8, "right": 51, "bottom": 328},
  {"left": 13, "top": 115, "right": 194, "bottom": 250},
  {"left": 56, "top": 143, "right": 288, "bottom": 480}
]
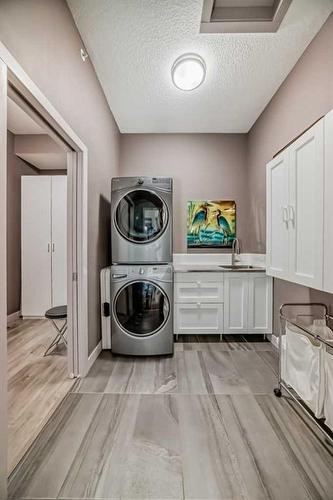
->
[{"left": 275, "top": 302, "right": 333, "bottom": 445}]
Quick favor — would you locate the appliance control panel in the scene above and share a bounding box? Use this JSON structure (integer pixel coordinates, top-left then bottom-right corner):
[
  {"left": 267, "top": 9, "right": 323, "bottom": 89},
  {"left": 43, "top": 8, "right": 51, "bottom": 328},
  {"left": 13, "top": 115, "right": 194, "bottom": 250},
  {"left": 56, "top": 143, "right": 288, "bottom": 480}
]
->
[{"left": 111, "top": 264, "right": 173, "bottom": 281}]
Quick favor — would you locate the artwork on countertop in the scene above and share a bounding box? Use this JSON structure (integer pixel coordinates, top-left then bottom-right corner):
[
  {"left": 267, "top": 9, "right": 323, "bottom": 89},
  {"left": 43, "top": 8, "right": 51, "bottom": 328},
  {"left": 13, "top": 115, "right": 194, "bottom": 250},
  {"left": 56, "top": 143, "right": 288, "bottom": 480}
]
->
[{"left": 187, "top": 200, "right": 236, "bottom": 248}]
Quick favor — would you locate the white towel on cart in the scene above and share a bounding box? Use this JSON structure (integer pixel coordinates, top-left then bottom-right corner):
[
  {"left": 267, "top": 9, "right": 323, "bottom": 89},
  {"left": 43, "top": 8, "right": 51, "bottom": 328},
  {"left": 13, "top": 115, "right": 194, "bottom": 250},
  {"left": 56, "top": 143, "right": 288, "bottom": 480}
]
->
[
  {"left": 284, "top": 323, "right": 325, "bottom": 418},
  {"left": 324, "top": 346, "right": 333, "bottom": 431}
]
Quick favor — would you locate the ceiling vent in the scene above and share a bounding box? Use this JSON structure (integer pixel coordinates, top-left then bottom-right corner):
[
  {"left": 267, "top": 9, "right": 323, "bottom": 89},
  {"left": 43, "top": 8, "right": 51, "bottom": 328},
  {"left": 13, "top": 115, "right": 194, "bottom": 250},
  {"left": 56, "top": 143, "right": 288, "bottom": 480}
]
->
[{"left": 201, "top": 0, "right": 292, "bottom": 33}]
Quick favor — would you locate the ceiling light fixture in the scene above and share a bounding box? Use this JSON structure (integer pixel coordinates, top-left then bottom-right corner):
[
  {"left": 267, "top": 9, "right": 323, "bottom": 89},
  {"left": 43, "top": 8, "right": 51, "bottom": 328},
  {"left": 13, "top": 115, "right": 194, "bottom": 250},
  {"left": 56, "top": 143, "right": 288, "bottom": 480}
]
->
[{"left": 171, "top": 53, "right": 206, "bottom": 91}]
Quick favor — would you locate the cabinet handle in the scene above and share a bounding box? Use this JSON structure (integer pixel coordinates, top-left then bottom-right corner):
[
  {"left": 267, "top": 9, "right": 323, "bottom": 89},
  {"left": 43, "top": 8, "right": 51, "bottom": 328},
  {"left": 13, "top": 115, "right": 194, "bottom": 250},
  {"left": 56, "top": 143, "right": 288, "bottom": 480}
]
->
[
  {"left": 52, "top": 243, "right": 55, "bottom": 252},
  {"left": 197, "top": 302, "right": 201, "bottom": 307},
  {"left": 288, "top": 205, "right": 295, "bottom": 225},
  {"left": 197, "top": 281, "right": 201, "bottom": 286},
  {"left": 47, "top": 243, "right": 50, "bottom": 253},
  {"left": 281, "top": 206, "right": 289, "bottom": 226}
]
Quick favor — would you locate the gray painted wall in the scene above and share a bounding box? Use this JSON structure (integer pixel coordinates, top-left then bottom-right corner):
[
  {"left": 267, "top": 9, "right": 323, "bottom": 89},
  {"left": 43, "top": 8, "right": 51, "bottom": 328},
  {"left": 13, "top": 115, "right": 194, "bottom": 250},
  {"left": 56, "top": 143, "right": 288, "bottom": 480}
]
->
[
  {"left": 247, "top": 13, "right": 333, "bottom": 331},
  {"left": 7, "top": 131, "right": 37, "bottom": 316},
  {"left": 120, "top": 134, "right": 249, "bottom": 253},
  {"left": 0, "top": 0, "right": 120, "bottom": 353}
]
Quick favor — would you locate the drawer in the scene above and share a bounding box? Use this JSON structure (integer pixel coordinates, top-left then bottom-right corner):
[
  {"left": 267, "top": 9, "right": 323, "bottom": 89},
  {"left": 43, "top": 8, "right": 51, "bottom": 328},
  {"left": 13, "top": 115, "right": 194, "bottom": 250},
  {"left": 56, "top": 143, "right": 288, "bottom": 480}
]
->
[
  {"left": 175, "top": 302, "right": 223, "bottom": 335},
  {"left": 175, "top": 281, "right": 224, "bottom": 303},
  {"left": 174, "top": 272, "right": 223, "bottom": 283}
]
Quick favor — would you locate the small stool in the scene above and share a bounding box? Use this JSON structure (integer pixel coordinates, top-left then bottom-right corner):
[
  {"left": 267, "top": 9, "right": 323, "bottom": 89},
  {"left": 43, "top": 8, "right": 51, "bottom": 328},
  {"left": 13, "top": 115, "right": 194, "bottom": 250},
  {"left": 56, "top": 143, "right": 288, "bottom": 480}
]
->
[{"left": 44, "top": 305, "right": 67, "bottom": 356}]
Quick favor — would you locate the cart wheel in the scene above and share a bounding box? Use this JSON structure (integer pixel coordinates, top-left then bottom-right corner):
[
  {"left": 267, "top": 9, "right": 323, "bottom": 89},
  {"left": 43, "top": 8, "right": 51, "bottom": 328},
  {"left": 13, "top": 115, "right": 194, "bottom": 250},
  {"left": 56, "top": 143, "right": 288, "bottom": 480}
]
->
[{"left": 274, "top": 388, "right": 282, "bottom": 398}]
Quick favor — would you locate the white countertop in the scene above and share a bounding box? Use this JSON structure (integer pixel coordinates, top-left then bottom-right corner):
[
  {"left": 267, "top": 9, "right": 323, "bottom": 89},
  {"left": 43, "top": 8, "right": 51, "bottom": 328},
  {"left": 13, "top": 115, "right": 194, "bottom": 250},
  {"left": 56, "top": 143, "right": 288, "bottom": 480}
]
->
[{"left": 172, "top": 253, "right": 267, "bottom": 273}]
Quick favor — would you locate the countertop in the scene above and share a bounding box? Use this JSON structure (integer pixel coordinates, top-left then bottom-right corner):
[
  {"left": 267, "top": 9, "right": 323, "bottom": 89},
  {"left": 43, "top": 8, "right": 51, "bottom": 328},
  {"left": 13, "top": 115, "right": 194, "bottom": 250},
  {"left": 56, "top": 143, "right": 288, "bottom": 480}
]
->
[{"left": 173, "top": 264, "right": 266, "bottom": 273}]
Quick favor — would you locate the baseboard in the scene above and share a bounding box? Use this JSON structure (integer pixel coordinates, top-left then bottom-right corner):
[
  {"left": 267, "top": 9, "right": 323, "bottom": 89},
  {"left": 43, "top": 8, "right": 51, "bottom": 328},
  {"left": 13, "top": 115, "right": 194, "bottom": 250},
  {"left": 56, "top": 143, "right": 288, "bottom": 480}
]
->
[
  {"left": 270, "top": 334, "right": 279, "bottom": 349},
  {"left": 7, "top": 311, "right": 21, "bottom": 323},
  {"left": 87, "top": 340, "right": 102, "bottom": 373}
]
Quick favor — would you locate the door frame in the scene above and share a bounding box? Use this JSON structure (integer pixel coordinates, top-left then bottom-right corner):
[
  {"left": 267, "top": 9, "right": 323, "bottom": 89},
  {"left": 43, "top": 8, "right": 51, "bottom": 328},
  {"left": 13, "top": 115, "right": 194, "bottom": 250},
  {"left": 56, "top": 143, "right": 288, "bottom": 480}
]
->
[{"left": 0, "top": 42, "right": 89, "bottom": 496}]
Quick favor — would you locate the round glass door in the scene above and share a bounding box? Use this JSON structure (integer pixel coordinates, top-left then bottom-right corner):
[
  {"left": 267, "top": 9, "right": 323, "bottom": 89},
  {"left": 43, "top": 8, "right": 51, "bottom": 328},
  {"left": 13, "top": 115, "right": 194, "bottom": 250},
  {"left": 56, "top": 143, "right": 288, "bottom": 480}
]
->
[
  {"left": 115, "top": 190, "right": 168, "bottom": 243},
  {"left": 115, "top": 281, "right": 169, "bottom": 336}
]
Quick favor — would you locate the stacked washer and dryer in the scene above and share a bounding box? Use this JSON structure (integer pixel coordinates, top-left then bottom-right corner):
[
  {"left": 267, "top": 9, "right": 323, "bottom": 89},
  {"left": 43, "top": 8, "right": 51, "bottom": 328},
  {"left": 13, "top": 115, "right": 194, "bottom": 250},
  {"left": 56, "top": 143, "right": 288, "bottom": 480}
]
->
[{"left": 101, "top": 177, "right": 173, "bottom": 356}]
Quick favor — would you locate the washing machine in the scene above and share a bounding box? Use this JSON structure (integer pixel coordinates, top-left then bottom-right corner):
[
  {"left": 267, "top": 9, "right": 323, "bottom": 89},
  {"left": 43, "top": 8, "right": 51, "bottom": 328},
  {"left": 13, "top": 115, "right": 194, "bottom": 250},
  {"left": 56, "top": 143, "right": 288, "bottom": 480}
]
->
[
  {"left": 111, "top": 264, "right": 173, "bottom": 356},
  {"left": 111, "top": 177, "right": 172, "bottom": 264}
]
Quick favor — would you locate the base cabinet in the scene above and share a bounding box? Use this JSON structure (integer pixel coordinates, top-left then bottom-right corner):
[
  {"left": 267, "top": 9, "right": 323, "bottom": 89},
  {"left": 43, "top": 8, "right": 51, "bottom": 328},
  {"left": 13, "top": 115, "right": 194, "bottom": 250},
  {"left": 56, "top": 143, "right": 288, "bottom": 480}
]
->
[
  {"left": 175, "top": 302, "right": 223, "bottom": 335},
  {"left": 174, "top": 271, "right": 272, "bottom": 336},
  {"left": 224, "top": 273, "right": 273, "bottom": 335}
]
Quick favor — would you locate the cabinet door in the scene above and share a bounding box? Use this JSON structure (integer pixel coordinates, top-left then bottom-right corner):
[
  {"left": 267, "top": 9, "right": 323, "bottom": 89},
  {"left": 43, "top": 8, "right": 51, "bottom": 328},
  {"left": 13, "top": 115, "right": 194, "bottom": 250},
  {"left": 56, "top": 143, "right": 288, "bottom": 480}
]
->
[
  {"left": 21, "top": 176, "right": 52, "bottom": 316},
  {"left": 324, "top": 111, "right": 333, "bottom": 293},
  {"left": 51, "top": 176, "right": 67, "bottom": 307},
  {"left": 175, "top": 303, "right": 223, "bottom": 335},
  {"left": 174, "top": 281, "right": 223, "bottom": 303},
  {"left": 224, "top": 273, "right": 248, "bottom": 334},
  {"left": 248, "top": 274, "right": 272, "bottom": 334},
  {"left": 266, "top": 151, "right": 289, "bottom": 280},
  {"left": 288, "top": 120, "right": 324, "bottom": 289}
]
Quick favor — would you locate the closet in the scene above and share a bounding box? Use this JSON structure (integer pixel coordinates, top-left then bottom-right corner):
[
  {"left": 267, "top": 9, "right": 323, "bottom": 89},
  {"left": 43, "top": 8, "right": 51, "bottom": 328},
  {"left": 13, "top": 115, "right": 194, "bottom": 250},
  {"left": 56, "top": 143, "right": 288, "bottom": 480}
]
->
[
  {"left": 21, "top": 176, "right": 67, "bottom": 316},
  {"left": 266, "top": 109, "right": 333, "bottom": 292}
]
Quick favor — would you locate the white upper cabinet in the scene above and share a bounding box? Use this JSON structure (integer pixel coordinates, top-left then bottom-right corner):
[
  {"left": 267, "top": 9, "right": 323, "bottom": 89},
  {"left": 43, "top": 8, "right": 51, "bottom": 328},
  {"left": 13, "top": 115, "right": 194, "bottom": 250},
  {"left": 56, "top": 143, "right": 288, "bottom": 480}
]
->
[
  {"left": 266, "top": 151, "right": 289, "bottom": 280},
  {"left": 288, "top": 121, "right": 324, "bottom": 288},
  {"left": 324, "top": 110, "right": 333, "bottom": 293},
  {"left": 266, "top": 117, "right": 325, "bottom": 290}
]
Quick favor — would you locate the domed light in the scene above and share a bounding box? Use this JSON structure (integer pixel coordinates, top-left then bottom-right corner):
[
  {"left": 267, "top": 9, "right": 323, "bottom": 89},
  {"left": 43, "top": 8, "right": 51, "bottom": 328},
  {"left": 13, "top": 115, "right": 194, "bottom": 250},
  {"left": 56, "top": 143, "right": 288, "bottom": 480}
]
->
[{"left": 171, "top": 54, "right": 206, "bottom": 91}]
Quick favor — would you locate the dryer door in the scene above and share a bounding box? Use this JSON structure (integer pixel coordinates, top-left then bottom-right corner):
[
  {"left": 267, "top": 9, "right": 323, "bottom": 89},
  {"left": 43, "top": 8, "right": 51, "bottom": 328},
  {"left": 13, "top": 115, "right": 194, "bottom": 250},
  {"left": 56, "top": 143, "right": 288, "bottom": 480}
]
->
[
  {"left": 115, "top": 189, "right": 168, "bottom": 243},
  {"left": 114, "top": 280, "right": 169, "bottom": 336}
]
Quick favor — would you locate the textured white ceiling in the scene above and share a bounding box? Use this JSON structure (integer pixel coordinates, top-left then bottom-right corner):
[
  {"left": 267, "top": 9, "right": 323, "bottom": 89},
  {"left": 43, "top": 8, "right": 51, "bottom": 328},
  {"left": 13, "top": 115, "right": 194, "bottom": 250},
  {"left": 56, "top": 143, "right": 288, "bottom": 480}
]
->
[{"left": 68, "top": 0, "right": 333, "bottom": 133}]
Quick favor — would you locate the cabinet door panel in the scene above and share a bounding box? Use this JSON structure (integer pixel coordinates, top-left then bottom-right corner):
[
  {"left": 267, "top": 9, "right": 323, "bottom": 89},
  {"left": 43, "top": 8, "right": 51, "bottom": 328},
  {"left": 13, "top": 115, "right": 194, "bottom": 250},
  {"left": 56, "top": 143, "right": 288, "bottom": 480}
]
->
[
  {"left": 324, "top": 111, "right": 333, "bottom": 293},
  {"left": 175, "top": 303, "right": 223, "bottom": 335},
  {"left": 175, "top": 281, "right": 223, "bottom": 303},
  {"left": 224, "top": 274, "right": 248, "bottom": 334},
  {"left": 21, "top": 176, "right": 52, "bottom": 316},
  {"left": 51, "top": 176, "right": 67, "bottom": 307},
  {"left": 266, "top": 151, "right": 289, "bottom": 279},
  {"left": 289, "top": 121, "right": 324, "bottom": 289},
  {"left": 248, "top": 275, "right": 272, "bottom": 334}
]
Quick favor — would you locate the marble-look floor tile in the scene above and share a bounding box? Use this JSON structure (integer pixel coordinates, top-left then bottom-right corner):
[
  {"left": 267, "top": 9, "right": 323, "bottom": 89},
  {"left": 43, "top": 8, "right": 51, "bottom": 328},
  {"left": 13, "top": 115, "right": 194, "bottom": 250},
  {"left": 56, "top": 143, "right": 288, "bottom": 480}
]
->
[
  {"left": 215, "top": 394, "right": 315, "bottom": 500},
  {"left": 256, "top": 394, "right": 333, "bottom": 499},
  {"left": 200, "top": 350, "right": 252, "bottom": 395},
  {"left": 8, "top": 393, "right": 103, "bottom": 499},
  {"left": 229, "top": 351, "right": 277, "bottom": 394},
  {"left": 175, "top": 351, "right": 209, "bottom": 394},
  {"left": 9, "top": 392, "right": 333, "bottom": 500}
]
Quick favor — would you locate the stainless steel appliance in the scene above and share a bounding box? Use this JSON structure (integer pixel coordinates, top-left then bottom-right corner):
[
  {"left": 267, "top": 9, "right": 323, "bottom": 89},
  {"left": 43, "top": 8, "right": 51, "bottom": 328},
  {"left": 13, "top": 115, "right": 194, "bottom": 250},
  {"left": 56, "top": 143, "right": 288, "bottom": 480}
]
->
[
  {"left": 110, "top": 264, "right": 173, "bottom": 355},
  {"left": 111, "top": 177, "right": 172, "bottom": 264}
]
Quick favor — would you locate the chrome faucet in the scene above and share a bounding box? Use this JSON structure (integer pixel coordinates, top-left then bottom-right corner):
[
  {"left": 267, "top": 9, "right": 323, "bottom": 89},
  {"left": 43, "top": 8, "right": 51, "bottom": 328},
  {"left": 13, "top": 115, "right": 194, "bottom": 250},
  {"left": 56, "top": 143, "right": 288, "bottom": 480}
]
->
[{"left": 231, "top": 238, "right": 240, "bottom": 266}]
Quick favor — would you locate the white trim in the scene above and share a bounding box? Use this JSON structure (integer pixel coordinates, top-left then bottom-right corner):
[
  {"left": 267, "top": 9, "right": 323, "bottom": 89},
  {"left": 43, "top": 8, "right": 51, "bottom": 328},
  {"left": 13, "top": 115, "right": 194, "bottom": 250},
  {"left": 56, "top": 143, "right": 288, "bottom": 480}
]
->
[
  {"left": 87, "top": 341, "right": 102, "bottom": 373},
  {"left": 7, "top": 311, "right": 21, "bottom": 323},
  {"left": 0, "top": 41, "right": 90, "bottom": 494},
  {"left": 0, "top": 57, "right": 8, "bottom": 500}
]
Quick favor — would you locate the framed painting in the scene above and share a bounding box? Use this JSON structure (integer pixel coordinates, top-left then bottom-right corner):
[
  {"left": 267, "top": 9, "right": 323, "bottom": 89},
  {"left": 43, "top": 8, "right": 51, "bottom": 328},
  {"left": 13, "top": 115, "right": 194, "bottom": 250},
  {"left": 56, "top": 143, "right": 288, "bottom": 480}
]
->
[{"left": 187, "top": 200, "right": 236, "bottom": 248}]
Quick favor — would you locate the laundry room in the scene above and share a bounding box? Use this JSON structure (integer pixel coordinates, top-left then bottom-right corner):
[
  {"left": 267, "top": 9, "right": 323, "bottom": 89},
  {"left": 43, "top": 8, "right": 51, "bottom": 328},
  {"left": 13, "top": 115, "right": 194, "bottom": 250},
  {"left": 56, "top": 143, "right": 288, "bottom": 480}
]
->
[{"left": 1, "top": 2, "right": 333, "bottom": 499}]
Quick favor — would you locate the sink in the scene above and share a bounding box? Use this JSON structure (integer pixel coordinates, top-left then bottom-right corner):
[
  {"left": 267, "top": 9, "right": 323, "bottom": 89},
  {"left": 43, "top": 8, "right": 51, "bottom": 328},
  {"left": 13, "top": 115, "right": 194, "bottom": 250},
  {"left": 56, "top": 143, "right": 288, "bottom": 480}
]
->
[{"left": 219, "top": 265, "right": 256, "bottom": 270}]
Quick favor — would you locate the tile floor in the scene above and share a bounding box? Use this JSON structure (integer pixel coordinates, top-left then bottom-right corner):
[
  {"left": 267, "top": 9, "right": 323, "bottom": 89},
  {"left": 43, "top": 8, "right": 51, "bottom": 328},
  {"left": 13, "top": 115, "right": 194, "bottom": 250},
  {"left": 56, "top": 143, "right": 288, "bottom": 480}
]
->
[{"left": 8, "top": 338, "right": 333, "bottom": 499}]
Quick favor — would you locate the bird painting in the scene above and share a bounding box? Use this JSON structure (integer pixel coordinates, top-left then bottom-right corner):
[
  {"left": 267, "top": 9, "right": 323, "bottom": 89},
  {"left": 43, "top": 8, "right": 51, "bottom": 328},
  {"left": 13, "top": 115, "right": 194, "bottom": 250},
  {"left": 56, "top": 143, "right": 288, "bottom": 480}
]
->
[{"left": 187, "top": 200, "right": 236, "bottom": 247}]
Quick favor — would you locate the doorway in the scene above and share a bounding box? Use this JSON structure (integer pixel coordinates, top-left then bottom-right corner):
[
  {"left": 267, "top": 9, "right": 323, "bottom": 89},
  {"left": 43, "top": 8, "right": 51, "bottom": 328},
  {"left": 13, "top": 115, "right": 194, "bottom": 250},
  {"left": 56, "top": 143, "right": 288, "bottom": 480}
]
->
[
  {"left": 6, "top": 95, "right": 74, "bottom": 473},
  {"left": 0, "top": 44, "right": 89, "bottom": 497}
]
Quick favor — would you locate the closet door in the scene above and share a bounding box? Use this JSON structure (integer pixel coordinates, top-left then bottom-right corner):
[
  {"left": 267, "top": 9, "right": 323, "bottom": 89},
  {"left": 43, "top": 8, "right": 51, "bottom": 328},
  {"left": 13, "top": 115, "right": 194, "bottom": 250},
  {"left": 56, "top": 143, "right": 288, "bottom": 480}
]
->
[
  {"left": 51, "top": 176, "right": 67, "bottom": 307},
  {"left": 21, "top": 176, "right": 52, "bottom": 316},
  {"left": 288, "top": 120, "right": 324, "bottom": 289},
  {"left": 266, "top": 150, "right": 289, "bottom": 280}
]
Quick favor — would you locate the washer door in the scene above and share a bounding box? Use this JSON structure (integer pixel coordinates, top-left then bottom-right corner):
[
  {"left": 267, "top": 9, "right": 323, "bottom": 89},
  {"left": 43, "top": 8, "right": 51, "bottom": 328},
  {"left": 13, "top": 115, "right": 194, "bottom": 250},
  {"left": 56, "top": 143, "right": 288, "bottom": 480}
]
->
[
  {"left": 115, "top": 189, "right": 168, "bottom": 243},
  {"left": 115, "top": 281, "right": 169, "bottom": 336}
]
